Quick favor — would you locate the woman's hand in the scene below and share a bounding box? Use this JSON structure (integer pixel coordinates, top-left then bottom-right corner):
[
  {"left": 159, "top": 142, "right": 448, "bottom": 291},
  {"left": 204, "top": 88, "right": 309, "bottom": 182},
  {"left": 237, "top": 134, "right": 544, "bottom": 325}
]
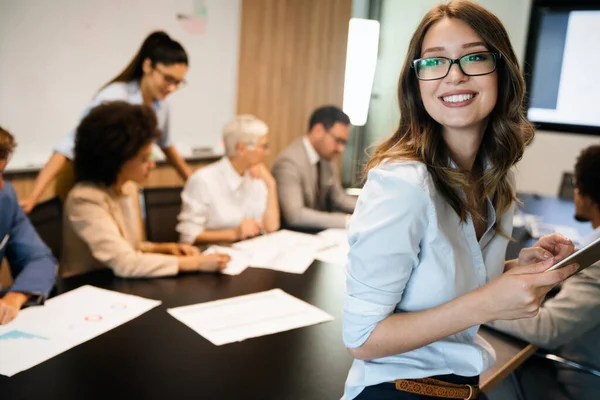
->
[
  {"left": 178, "top": 253, "right": 231, "bottom": 273},
  {"left": 160, "top": 243, "right": 201, "bottom": 256},
  {"left": 248, "top": 163, "right": 275, "bottom": 185},
  {"left": 505, "top": 233, "right": 576, "bottom": 272},
  {"left": 519, "top": 233, "right": 576, "bottom": 266},
  {"left": 173, "top": 243, "right": 201, "bottom": 256},
  {"left": 19, "top": 197, "right": 37, "bottom": 214},
  {"left": 236, "top": 218, "right": 263, "bottom": 240},
  {"left": 478, "top": 257, "right": 578, "bottom": 322},
  {"left": 198, "top": 253, "right": 231, "bottom": 272}
]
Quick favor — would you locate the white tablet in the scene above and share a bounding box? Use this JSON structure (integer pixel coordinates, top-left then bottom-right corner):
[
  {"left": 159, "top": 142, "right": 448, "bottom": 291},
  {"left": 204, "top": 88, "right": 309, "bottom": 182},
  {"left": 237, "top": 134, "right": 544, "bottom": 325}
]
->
[{"left": 546, "top": 235, "right": 600, "bottom": 272}]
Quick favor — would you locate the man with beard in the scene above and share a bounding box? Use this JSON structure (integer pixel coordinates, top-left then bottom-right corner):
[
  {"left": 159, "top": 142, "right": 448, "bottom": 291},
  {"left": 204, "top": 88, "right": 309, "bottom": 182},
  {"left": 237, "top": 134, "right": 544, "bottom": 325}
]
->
[{"left": 488, "top": 145, "right": 600, "bottom": 400}]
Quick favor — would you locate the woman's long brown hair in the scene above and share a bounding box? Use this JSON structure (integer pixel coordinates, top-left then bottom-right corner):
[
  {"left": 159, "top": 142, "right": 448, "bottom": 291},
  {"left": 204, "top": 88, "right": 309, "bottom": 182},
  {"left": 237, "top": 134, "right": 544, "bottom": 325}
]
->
[
  {"left": 104, "top": 31, "right": 188, "bottom": 88},
  {"left": 366, "top": 1, "right": 534, "bottom": 223}
]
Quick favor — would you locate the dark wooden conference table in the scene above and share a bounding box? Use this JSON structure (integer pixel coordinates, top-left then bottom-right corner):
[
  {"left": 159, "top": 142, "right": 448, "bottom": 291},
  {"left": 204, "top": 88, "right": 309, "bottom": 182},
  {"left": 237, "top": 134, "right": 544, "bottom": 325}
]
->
[{"left": 0, "top": 193, "right": 588, "bottom": 400}]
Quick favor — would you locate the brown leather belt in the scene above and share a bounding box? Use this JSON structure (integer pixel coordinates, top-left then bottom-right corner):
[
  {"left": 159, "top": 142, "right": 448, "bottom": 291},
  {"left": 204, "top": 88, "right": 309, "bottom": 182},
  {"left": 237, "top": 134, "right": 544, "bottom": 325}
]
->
[{"left": 394, "top": 378, "right": 481, "bottom": 399}]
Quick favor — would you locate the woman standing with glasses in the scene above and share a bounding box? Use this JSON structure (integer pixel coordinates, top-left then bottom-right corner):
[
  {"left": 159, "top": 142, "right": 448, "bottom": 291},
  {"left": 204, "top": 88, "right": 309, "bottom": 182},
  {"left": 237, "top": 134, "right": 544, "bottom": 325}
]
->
[
  {"left": 342, "top": 2, "right": 578, "bottom": 399},
  {"left": 21, "top": 31, "right": 193, "bottom": 213}
]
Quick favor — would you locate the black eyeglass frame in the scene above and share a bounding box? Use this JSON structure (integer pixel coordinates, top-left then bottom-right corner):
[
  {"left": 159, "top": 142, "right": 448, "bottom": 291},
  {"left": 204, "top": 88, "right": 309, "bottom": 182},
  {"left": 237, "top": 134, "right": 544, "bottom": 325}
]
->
[
  {"left": 411, "top": 51, "right": 501, "bottom": 81},
  {"left": 153, "top": 66, "right": 188, "bottom": 88},
  {"left": 325, "top": 129, "right": 348, "bottom": 146}
]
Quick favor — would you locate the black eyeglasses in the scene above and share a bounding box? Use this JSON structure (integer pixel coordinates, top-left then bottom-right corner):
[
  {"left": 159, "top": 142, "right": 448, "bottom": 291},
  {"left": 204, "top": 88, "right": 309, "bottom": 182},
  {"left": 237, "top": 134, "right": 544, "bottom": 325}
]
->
[
  {"left": 246, "top": 142, "right": 269, "bottom": 150},
  {"left": 325, "top": 130, "right": 348, "bottom": 146},
  {"left": 412, "top": 51, "right": 500, "bottom": 81},
  {"left": 153, "top": 67, "right": 187, "bottom": 88}
]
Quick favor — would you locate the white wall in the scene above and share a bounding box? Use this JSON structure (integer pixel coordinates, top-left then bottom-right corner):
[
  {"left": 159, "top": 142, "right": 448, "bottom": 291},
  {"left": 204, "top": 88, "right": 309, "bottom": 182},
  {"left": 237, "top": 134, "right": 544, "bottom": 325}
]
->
[
  {"left": 517, "top": 131, "right": 600, "bottom": 195},
  {"left": 367, "top": 0, "right": 599, "bottom": 196},
  {"left": 0, "top": 0, "right": 240, "bottom": 171}
]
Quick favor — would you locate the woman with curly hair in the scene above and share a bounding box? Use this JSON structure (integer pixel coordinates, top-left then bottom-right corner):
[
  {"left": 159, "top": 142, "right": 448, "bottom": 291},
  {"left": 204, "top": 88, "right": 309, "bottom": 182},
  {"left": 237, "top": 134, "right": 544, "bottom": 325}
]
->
[{"left": 60, "top": 101, "right": 229, "bottom": 278}]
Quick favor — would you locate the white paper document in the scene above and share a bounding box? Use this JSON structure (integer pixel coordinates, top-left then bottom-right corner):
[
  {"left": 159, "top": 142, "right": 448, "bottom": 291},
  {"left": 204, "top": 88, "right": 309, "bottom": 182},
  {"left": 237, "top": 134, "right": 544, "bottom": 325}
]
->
[
  {"left": 512, "top": 212, "right": 541, "bottom": 229},
  {"left": 529, "top": 221, "right": 583, "bottom": 244},
  {"left": 317, "top": 228, "right": 348, "bottom": 244},
  {"left": 233, "top": 230, "right": 332, "bottom": 274},
  {"left": 0, "top": 285, "right": 160, "bottom": 377},
  {"left": 234, "top": 229, "right": 332, "bottom": 252},
  {"left": 316, "top": 245, "right": 350, "bottom": 265},
  {"left": 204, "top": 245, "right": 250, "bottom": 275},
  {"left": 513, "top": 212, "right": 583, "bottom": 244},
  {"left": 315, "top": 229, "right": 349, "bottom": 265},
  {"left": 167, "top": 289, "right": 334, "bottom": 346}
]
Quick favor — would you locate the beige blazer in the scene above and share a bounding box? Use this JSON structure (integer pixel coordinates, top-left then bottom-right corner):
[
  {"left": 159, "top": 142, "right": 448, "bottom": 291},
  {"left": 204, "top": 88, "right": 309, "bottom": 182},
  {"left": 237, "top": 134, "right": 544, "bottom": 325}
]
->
[
  {"left": 60, "top": 181, "right": 178, "bottom": 278},
  {"left": 272, "top": 137, "right": 357, "bottom": 230}
]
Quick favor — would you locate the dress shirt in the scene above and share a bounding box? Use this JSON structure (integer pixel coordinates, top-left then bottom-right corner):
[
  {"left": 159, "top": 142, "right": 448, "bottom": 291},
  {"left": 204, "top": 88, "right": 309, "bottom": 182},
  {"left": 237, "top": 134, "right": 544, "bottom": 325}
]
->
[
  {"left": 177, "top": 157, "right": 268, "bottom": 243},
  {"left": 302, "top": 136, "right": 320, "bottom": 165},
  {"left": 55, "top": 81, "right": 172, "bottom": 160},
  {"left": 303, "top": 136, "right": 320, "bottom": 188},
  {"left": 342, "top": 160, "right": 515, "bottom": 400}
]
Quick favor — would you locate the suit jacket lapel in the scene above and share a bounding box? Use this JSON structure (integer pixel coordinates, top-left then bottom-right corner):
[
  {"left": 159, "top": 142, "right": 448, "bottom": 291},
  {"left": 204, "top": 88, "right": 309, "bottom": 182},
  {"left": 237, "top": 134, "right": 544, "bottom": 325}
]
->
[
  {"left": 296, "top": 138, "right": 317, "bottom": 208},
  {"left": 106, "top": 192, "right": 128, "bottom": 239}
]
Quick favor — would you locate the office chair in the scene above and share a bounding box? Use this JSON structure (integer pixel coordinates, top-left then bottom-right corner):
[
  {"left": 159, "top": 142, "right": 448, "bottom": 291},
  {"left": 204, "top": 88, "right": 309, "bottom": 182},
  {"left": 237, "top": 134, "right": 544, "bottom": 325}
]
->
[
  {"left": 142, "top": 187, "right": 183, "bottom": 243},
  {"left": 507, "top": 351, "right": 600, "bottom": 400},
  {"left": 535, "top": 350, "right": 600, "bottom": 377},
  {"left": 28, "top": 196, "right": 63, "bottom": 259},
  {"left": 558, "top": 171, "right": 575, "bottom": 201}
]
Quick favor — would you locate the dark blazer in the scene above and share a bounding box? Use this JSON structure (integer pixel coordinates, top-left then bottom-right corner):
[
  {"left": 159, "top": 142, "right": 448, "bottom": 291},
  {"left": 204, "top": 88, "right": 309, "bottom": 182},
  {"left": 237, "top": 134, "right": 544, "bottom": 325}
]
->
[
  {"left": 272, "top": 137, "right": 356, "bottom": 230},
  {"left": 0, "top": 182, "right": 57, "bottom": 301}
]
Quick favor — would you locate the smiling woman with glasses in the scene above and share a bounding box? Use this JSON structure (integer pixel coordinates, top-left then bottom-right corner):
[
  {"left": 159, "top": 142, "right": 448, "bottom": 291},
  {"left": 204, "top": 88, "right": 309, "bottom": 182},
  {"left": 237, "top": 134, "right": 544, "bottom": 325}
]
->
[
  {"left": 341, "top": 1, "right": 578, "bottom": 399},
  {"left": 21, "top": 31, "right": 195, "bottom": 214}
]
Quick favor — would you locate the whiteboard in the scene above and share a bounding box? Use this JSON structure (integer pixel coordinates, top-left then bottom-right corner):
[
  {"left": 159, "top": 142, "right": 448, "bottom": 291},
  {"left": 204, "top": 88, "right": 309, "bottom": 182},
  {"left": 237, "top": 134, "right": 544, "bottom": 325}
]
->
[{"left": 0, "top": 0, "right": 239, "bottom": 171}]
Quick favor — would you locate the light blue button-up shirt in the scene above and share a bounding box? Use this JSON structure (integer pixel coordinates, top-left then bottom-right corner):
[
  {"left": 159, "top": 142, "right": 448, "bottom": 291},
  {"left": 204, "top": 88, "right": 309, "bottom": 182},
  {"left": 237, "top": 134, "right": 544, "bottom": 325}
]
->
[
  {"left": 54, "top": 81, "right": 173, "bottom": 160},
  {"left": 342, "top": 160, "right": 515, "bottom": 399}
]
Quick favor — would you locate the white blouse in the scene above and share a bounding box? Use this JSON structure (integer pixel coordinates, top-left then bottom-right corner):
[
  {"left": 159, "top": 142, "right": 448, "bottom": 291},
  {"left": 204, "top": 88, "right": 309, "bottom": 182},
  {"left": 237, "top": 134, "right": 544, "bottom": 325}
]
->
[
  {"left": 176, "top": 157, "right": 267, "bottom": 243},
  {"left": 342, "top": 160, "right": 515, "bottom": 399}
]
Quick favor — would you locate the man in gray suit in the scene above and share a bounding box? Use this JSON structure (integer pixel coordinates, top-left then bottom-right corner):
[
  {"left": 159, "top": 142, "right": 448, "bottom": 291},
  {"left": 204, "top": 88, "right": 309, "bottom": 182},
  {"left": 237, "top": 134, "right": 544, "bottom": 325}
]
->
[
  {"left": 272, "top": 106, "right": 356, "bottom": 230},
  {"left": 488, "top": 145, "right": 600, "bottom": 400}
]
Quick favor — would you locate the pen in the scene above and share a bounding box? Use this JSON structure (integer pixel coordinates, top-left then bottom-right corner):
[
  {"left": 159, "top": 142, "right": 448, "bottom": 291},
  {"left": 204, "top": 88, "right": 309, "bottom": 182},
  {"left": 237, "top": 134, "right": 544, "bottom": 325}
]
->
[{"left": 0, "top": 234, "right": 8, "bottom": 250}]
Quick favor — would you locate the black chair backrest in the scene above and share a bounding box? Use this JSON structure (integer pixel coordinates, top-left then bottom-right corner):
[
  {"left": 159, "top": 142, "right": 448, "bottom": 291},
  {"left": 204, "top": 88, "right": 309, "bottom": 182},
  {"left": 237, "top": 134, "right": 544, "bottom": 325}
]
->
[
  {"left": 28, "top": 196, "right": 63, "bottom": 259},
  {"left": 558, "top": 171, "right": 575, "bottom": 201},
  {"left": 143, "top": 187, "right": 183, "bottom": 243}
]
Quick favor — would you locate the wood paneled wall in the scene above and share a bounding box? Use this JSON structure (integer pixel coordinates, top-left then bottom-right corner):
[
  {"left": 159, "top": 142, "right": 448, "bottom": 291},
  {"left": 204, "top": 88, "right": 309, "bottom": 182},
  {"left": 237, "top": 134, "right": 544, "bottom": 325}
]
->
[{"left": 237, "top": 0, "right": 352, "bottom": 164}]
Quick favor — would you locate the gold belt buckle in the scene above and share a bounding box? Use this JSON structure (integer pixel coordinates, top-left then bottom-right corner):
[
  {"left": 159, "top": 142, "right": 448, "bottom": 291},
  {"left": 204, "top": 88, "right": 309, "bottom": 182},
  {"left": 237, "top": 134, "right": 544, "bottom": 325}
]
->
[{"left": 464, "top": 384, "right": 475, "bottom": 400}]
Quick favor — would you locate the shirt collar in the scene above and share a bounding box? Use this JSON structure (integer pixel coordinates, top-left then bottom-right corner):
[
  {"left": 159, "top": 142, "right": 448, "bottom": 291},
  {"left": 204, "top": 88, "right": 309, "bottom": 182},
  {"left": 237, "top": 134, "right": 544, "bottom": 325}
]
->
[
  {"left": 129, "top": 80, "right": 162, "bottom": 111},
  {"left": 447, "top": 155, "right": 492, "bottom": 172},
  {"left": 302, "top": 136, "right": 320, "bottom": 166},
  {"left": 582, "top": 226, "right": 600, "bottom": 246},
  {"left": 219, "top": 157, "right": 246, "bottom": 192}
]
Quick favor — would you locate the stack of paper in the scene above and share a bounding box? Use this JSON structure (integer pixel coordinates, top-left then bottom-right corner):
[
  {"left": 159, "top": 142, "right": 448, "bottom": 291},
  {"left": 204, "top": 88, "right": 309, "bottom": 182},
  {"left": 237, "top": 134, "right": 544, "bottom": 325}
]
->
[
  {"left": 167, "top": 289, "right": 334, "bottom": 345},
  {"left": 0, "top": 286, "right": 160, "bottom": 377},
  {"left": 315, "top": 229, "right": 350, "bottom": 265},
  {"left": 204, "top": 245, "right": 250, "bottom": 275},
  {"left": 513, "top": 211, "right": 582, "bottom": 244},
  {"left": 232, "top": 230, "right": 335, "bottom": 274}
]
